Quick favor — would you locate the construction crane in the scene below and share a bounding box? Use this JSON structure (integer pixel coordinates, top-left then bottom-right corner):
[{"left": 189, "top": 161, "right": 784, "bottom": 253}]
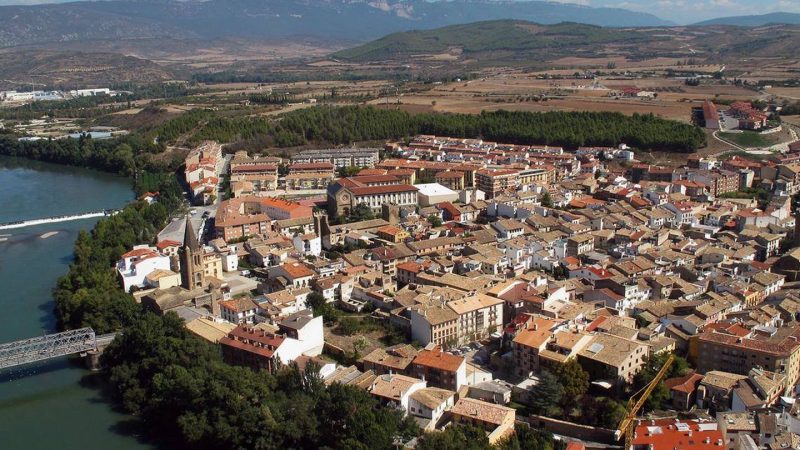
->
[{"left": 615, "top": 354, "right": 675, "bottom": 450}]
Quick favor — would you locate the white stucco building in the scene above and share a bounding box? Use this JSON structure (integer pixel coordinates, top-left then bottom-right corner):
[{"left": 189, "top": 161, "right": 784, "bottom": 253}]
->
[{"left": 116, "top": 245, "right": 172, "bottom": 292}]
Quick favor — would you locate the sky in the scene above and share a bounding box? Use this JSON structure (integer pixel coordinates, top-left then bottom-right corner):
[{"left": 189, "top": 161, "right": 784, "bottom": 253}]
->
[{"left": 0, "top": 0, "right": 796, "bottom": 24}]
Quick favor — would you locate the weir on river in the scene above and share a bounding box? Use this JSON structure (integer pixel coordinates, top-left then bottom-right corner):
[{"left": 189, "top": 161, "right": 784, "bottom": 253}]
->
[{"left": 0, "top": 210, "right": 118, "bottom": 230}]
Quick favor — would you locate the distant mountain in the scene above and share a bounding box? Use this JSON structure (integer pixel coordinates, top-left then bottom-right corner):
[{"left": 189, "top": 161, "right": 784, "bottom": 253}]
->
[
  {"left": 694, "top": 12, "right": 800, "bottom": 26},
  {"left": 333, "top": 20, "right": 650, "bottom": 62},
  {"left": 0, "top": 50, "right": 173, "bottom": 90},
  {"left": 0, "top": 0, "right": 672, "bottom": 48},
  {"left": 333, "top": 19, "right": 800, "bottom": 63}
]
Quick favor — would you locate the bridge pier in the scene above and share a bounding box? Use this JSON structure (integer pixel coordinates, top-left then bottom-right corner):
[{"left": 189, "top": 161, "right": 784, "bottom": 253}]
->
[
  {"left": 83, "top": 334, "right": 116, "bottom": 371},
  {"left": 84, "top": 350, "right": 103, "bottom": 371}
]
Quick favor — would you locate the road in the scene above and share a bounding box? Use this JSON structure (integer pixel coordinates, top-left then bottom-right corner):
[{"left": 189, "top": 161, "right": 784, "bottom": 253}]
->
[{"left": 157, "top": 154, "right": 230, "bottom": 245}]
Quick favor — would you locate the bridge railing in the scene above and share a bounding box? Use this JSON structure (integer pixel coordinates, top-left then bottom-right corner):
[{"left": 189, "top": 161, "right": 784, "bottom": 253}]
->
[{"left": 0, "top": 328, "right": 97, "bottom": 370}]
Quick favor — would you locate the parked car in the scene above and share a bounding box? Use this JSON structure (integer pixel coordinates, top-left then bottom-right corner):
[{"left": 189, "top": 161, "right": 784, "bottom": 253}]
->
[{"left": 240, "top": 270, "right": 251, "bottom": 277}]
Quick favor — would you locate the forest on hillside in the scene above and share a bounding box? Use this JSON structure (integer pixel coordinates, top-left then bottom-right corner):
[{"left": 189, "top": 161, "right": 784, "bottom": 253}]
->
[{"left": 152, "top": 105, "right": 707, "bottom": 152}]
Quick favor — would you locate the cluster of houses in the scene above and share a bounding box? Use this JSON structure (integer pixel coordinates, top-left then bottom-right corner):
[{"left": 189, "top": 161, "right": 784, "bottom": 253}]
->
[
  {"left": 226, "top": 148, "right": 380, "bottom": 197},
  {"left": 185, "top": 141, "right": 224, "bottom": 205},
  {"left": 699, "top": 100, "right": 772, "bottom": 131},
  {"left": 0, "top": 88, "right": 117, "bottom": 104},
  {"left": 120, "top": 135, "right": 800, "bottom": 447}
]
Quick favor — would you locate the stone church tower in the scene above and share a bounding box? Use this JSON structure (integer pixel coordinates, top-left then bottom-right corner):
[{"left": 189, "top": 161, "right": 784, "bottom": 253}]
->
[{"left": 180, "top": 217, "right": 206, "bottom": 290}]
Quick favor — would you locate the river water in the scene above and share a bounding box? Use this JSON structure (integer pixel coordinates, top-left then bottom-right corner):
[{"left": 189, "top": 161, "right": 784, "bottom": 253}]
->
[{"left": 0, "top": 156, "right": 144, "bottom": 449}]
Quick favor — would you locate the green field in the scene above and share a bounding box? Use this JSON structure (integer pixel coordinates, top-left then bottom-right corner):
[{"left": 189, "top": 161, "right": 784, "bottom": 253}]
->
[{"left": 719, "top": 131, "right": 779, "bottom": 148}]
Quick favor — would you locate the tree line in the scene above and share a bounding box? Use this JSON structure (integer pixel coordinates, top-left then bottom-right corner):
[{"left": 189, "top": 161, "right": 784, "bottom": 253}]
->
[
  {"left": 153, "top": 105, "right": 706, "bottom": 152},
  {"left": 0, "top": 134, "right": 182, "bottom": 177}
]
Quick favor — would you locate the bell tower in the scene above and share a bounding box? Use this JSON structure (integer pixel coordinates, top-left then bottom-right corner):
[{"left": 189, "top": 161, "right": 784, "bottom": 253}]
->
[{"left": 180, "top": 217, "right": 206, "bottom": 290}]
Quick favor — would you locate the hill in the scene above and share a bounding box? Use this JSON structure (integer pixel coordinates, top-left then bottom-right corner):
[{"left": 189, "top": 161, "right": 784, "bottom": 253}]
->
[
  {"left": 333, "top": 20, "right": 800, "bottom": 63},
  {"left": 0, "top": 0, "right": 671, "bottom": 49},
  {"left": 0, "top": 50, "right": 173, "bottom": 90},
  {"left": 333, "top": 20, "right": 651, "bottom": 63},
  {"left": 694, "top": 12, "right": 800, "bottom": 26}
]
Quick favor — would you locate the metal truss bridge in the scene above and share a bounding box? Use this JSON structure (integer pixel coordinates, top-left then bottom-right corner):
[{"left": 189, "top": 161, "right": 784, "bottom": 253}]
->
[{"left": 0, "top": 328, "right": 115, "bottom": 370}]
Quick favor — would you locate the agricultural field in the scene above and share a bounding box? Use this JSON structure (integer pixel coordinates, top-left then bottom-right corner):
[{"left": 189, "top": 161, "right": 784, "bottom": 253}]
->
[{"left": 365, "top": 72, "right": 762, "bottom": 122}]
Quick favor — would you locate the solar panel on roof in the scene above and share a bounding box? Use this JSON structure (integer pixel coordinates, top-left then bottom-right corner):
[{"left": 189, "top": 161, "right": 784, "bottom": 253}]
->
[{"left": 588, "top": 343, "right": 604, "bottom": 354}]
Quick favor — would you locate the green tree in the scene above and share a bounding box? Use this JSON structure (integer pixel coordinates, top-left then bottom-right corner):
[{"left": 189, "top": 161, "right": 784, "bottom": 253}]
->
[
  {"left": 551, "top": 360, "right": 589, "bottom": 407},
  {"left": 417, "top": 424, "right": 491, "bottom": 450},
  {"left": 338, "top": 165, "right": 362, "bottom": 177},
  {"left": 632, "top": 353, "right": 690, "bottom": 412},
  {"left": 541, "top": 191, "right": 554, "bottom": 208},
  {"left": 352, "top": 336, "right": 369, "bottom": 360},
  {"left": 529, "top": 370, "right": 564, "bottom": 417},
  {"left": 427, "top": 213, "right": 443, "bottom": 227},
  {"left": 306, "top": 291, "right": 339, "bottom": 324},
  {"left": 498, "top": 425, "right": 565, "bottom": 450},
  {"left": 348, "top": 203, "right": 376, "bottom": 222}
]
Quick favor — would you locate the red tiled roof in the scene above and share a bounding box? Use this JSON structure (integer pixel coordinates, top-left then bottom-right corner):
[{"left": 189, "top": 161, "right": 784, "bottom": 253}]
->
[
  {"left": 356, "top": 168, "right": 389, "bottom": 176},
  {"left": 280, "top": 262, "right": 314, "bottom": 279},
  {"left": 351, "top": 184, "right": 418, "bottom": 196},
  {"left": 664, "top": 372, "right": 703, "bottom": 394},
  {"left": 397, "top": 261, "right": 423, "bottom": 274},
  {"left": 289, "top": 162, "right": 334, "bottom": 171},
  {"left": 156, "top": 240, "right": 181, "bottom": 250},
  {"left": 232, "top": 164, "right": 278, "bottom": 173},
  {"left": 632, "top": 419, "right": 722, "bottom": 450},
  {"left": 121, "top": 248, "right": 157, "bottom": 258},
  {"left": 413, "top": 347, "right": 465, "bottom": 372}
]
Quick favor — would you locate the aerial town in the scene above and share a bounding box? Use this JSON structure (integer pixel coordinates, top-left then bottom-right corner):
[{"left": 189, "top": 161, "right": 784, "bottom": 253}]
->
[{"left": 108, "top": 128, "right": 800, "bottom": 448}]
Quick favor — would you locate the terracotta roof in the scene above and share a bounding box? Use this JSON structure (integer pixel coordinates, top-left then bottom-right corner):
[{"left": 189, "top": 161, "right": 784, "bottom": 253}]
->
[
  {"left": 665, "top": 372, "right": 703, "bottom": 394},
  {"left": 219, "top": 297, "right": 259, "bottom": 313},
  {"left": 413, "top": 348, "right": 465, "bottom": 373},
  {"left": 121, "top": 247, "right": 156, "bottom": 259},
  {"left": 156, "top": 240, "right": 181, "bottom": 250},
  {"left": 513, "top": 317, "right": 558, "bottom": 349},
  {"left": 397, "top": 261, "right": 424, "bottom": 274},
  {"left": 631, "top": 419, "right": 722, "bottom": 450},
  {"left": 351, "top": 184, "right": 418, "bottom": 196},
  {"left": 450, "top": 397, "right": 514, "bottom": 426},
  {"left": 369, "top": 374, "right": 423, "bottom": 400},
  {"left": 232, "top": 164, "right": 277, "bottom": 173},
  {"left": 279, "top": 262, "right": 314, "bottom": 279},
  {"left": 289, "top": 162, "right": 334, "bottom": 171},
  {"left": 220, "top": 326, "right": 285, "bottom": 358}
]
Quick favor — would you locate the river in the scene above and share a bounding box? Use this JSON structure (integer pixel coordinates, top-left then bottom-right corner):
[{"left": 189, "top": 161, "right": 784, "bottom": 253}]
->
[{"left": 0, "top": 156, "right": 144, "bottom": 449}]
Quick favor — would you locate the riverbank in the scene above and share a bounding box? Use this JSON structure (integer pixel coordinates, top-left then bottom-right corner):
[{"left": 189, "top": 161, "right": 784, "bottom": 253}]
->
[{"left": 0, "top": 155, "right": 142, "bottom": 449}]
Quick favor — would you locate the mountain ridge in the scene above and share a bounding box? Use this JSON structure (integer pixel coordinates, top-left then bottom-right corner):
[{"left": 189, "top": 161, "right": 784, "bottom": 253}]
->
[
  {"left": 0, "top": 0, "right": 672, "bottom": 48},
  {"left": 332, "top": 19, "right": 800, "bottom": 64},
  {"left": 693, "top": 12, "right": 800, "bottom": 26}
]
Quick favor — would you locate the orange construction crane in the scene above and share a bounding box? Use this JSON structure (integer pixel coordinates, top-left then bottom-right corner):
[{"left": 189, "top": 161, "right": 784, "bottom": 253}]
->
[{"left": 615, "top": 354, "right": 675, "bottom": 450}]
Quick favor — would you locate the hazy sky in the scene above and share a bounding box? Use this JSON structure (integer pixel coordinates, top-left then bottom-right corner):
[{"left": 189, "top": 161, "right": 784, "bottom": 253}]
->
[{"left": 0, "top": 0, "right": 796, "bottom": 24}]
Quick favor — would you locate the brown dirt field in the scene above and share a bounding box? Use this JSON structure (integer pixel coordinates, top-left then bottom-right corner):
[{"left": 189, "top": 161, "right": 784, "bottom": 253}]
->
[
  {"left": 766, "top": 87, "right": 800, "bottom": 100},
  {"left": 324, "top": 324, "right": 386, "bottom": 357},
  {"left": 783, "top": 116, "right": 800, "bottom": 127},
  {"left": 392, "top": 89, "right": 694, "bottom": 121}
]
